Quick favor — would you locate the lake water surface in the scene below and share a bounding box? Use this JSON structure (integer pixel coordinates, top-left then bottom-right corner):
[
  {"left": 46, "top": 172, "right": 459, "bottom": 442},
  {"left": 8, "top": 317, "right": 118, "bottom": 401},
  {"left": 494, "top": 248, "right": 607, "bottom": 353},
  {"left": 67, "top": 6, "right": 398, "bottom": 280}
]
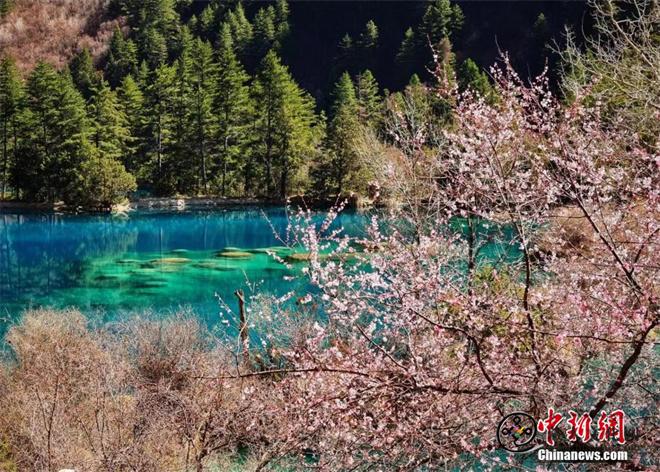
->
[
  {"left": 0, "top": 207, "right": 521, "bottom": 334},
  {"left": 0, "top": 208, "right": 366, "bottom": 329}
]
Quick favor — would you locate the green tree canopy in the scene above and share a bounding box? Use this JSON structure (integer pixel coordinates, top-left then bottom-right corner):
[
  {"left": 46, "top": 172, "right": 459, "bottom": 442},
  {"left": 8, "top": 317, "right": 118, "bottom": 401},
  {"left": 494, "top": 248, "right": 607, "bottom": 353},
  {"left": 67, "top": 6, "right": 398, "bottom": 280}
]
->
[
  {"left": 0, "top": 57, "right": 23, "bottom": 199},
  {"left": 215, "top": 23, "right": 252, "bottom": 196},
  {"left": 252, "top": 50, "right": 319, "bottom": 198}
]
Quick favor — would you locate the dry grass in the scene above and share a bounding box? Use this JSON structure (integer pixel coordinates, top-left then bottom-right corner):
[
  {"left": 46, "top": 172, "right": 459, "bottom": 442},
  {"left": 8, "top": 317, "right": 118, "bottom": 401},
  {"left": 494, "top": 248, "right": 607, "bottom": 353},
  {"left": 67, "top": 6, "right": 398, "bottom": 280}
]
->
[
  {"left": 0, "top": 0, "right": 122, "bottom": 72},
  {"left": 0, "top": 309, "right": 281, "bottom": 472},
  {"left": 539, "top": 199, "right": 658, "bottom": 260}
]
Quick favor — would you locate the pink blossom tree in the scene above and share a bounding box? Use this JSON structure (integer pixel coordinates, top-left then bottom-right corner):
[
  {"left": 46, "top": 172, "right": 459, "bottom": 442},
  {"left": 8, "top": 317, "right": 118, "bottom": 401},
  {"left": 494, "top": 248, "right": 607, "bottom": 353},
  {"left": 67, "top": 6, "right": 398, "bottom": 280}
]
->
[{"left": 223, "top": 56, "right": 658, "bottom": 469}]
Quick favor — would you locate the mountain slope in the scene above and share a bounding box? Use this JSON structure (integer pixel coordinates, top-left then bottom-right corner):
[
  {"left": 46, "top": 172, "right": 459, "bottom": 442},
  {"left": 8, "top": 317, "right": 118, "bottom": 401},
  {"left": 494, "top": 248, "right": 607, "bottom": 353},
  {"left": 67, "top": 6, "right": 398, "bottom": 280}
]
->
[{"left": 0, "top": 0, "right": 121, "bottom": 72}]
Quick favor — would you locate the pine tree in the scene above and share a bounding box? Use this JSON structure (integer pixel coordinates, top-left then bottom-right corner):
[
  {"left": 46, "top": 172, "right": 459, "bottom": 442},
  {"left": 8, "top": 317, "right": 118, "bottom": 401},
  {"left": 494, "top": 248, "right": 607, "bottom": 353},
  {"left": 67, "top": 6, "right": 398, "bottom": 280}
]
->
[
  {"left": 69, "top": 49, "right": 99, "bottom": 101},
  {"left": 141, "top": 27, "right": 169, "bottom": 70},
  {"left": 0, "top": 57, "right": 23, "bottom": 199},
  {"left": 17, "top": 63, "right": 93, "bottom": 204},
  {"left": 419, "top": 0, "right": 463, "bottom": 45},
  {"left": 123, "top": 0, "right": 179, "bottom": 38},
  {"left": 122, "top": 0, "right": 180, "bottom": 67},
  {"left": 357, "top": 20, "right": 379, "bottom": 72},
  {"left": 396, "top": 27, "right": 416, "bottom": 64},
  {"left": 198, "top": 4, "right": 217, "bottom": 38},
  {"left": 252, "top": 6, "right": 276, "bottom": 60},
  {"left": 274, "top": 0, "right": 290, "bottom": 46},
  {"left": 335, "top": 33, "right": 355, "bottom": 76},
  {"left": 226, "top": 3, "right": 253, "bottom": 60},
  {"left": 85, "top": 80, "right": 136, "bottom": 207},
  {"left": 117, "top": 75, "right": 147, "bottom": 177},
  {"left": 457, "top": 58, "right": 493, "bottom": 98},
  {"left": 279, "top": 80, "right": 319, "bottom": 199},
  {"left": 105, "top": 27, "right": 139, "bottom": 87},
  {"left": 358, "top": 20, "right": 379, "bottom": 50},
  {"left": 168, "top": 26, "right": 196, "bottom": 194},
  {"left": 252, "top": 50, "right": 288, "bottom": 196},
  {"left": 144, "top": 64, "right": 176, "bottom": 194},
  {"left": 214, "top": 24, "right": 251, "bottom": 196},
  {"left": 89, "top": 80, "right": 131, "bottom": 162},
  {"left": 398, "top": 0, "right": 463, "bottom": 78},
  {"left": 78, "top": 151, "right": 137, "bottom": 208},
  {"left": 190, "top": 38, "right": 217, "bottom": 194},
  {"left": 338, "top": 34, "right": 353, "bottom": 55},
  {"left": 252, "top": 51, "right": 319, "bottom": 198},
  {"left": 324, "top": 72, "right": 361, "bottom": 194},
  {"left": 533, "top": 12, "right": 550, "bottom": 43},
  {"left": 355, "top": 70, "right": 381, "bottom": 127}
]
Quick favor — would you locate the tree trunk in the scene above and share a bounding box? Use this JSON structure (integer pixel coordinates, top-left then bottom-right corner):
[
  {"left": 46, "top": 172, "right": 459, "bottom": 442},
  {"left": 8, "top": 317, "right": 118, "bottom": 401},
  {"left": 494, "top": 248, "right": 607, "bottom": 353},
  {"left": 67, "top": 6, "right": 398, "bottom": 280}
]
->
[
  {"left": 279, "top": 158, "right": 288, "bottom": 200},
  {"left": 2, "top": 119, "right": 8, "bottom": 200},
  {"left": 235, "top": 289, "right": 249, "bottom": 367}
]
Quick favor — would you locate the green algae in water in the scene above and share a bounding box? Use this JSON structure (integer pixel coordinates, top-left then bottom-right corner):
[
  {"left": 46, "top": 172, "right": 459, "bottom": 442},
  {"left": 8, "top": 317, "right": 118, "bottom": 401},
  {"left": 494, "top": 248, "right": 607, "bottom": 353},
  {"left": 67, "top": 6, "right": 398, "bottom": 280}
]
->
[
  {"left": 192, "top": 261, "right": 238, "bottom": 272},
  {"left": 0, "top": 208, "right": 520, "bottom": 334},
  {"left": 149, "top": 257, "right": 191, "bottom": 264},
  {"left": 216, "top": 251, "right": 253, "bottom": 259}
]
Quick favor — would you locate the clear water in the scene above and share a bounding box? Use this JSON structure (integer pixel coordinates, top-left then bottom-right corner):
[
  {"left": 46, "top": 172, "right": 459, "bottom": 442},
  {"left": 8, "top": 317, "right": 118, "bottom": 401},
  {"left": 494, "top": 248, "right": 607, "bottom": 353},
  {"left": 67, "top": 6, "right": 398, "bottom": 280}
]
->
[
  {"left": 0, "top": 208, "right": 522, "bottom": 335},
  {"left": 0, "top": 208, "right": 366, "bottom": 330}
]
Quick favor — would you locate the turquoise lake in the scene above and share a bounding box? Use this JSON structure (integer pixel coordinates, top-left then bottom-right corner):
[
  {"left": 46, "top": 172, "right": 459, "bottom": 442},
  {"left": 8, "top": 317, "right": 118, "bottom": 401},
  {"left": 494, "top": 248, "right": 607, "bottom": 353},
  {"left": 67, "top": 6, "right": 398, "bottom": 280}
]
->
[
  {"left": 0, "top": 208, "right": 368, "bottom": 329},
  {"left": 0, "top": 207, "right": 521, "bottom": 333}
]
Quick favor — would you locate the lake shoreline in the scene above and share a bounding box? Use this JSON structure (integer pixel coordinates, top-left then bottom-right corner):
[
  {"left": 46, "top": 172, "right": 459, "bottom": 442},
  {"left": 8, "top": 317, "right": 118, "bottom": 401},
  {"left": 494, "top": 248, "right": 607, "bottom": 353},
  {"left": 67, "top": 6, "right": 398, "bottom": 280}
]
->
[{"left": 0, "top": 193, "right": 371, "bottom": 214}]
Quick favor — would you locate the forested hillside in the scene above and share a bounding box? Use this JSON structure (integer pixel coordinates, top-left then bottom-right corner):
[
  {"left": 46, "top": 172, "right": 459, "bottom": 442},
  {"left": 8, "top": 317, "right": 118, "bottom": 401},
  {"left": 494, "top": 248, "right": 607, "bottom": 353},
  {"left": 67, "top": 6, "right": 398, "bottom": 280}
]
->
[{"left": 0, "top": 0, "right": 588, "bottom": 207}]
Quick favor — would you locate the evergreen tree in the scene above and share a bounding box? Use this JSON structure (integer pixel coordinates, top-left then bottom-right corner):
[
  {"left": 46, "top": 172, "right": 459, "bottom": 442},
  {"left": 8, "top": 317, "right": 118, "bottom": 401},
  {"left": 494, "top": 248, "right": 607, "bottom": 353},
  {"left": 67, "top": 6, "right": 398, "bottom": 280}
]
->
[
  {"left": 105, "top": 27, "right": 139, "bottom": 87},
  {"left": 533, "top": 12, "right": 550, "bottom": 44},
  {"left": 357, "top": 20, "right": 379, "bottom": 72},
  {"left": 419, "top": 0, "right": 463, "bottom": 45},
  {"left": 85, "top": 80, "right": 136, "bottom": 207},
  {"left": 117, "top": 75, "right": 147, "bottom": 177},
  {"left": 136, "top": 60, "right": 151, "bottom": 89},
  {"left": 214, "top": 24, "right": 251, "bottom": 196},
  {"left": 141, "top": 26, "right": 169, "bottom": 70},
  {"left": 335, "top": 33, "right": 355, "bottom": 77},
  {"left": 78, "top": 147, "right": 137, "bottom": 207},
  {"left": 396, "top": 27, "right": 416, "bottom": 65},
  {"left": 69, "top": 49, "right": 99, "bottom": 100},
  {"left": 355, "top": 70, "right": 381, "bottom": 127},
  {"left": 338, "top": 34, "right": 353, "bottom": 55},
  {"left": 144, "top": 64, "right": 176, "bottom": 194},
  {"left": 198, "top": 4, "right": 217, "bottom": 38},
  {"left": 190, "top": 38, "right": 217, "bottom": 194},
  {"left": 0, "top": 57, "right": 23, "bottom": 199},
  {"left": 16, "top": 63, "right": 94, "bottom": 204},
  {"left": 274, "top": 0, "right": 290, "bottom": 46},
  {"left": 323, "top": 72, "right": 361, "bottom": 194},
  {"left": 226, "top": 3, "right": 253, "bottom": 59},
  {"left": 397, "top": 0, "right": 463, "bottom": 78},
  {"left": 252, "top": 51, "right": 318, "bottom": 198},
  {"left": 252, "top": 6, "right": 277, "bottom": 60},
  {"left": 89, "top": 80, "right": 131, "bottom": 162},
  {"left": 122, "top": 0, "right": 179, "bottom": 38},
  {"left": 457, "top": 58, "right": 493, "bottom": 98},
  {"left": 120, "top": 0, "right": 180, "bottom": 68},
  {"left": 358, "top": 20, "right": 379, "bottom": 50},
  {"left": 168, "top": 26, "right": 196, "bottom": 193}
]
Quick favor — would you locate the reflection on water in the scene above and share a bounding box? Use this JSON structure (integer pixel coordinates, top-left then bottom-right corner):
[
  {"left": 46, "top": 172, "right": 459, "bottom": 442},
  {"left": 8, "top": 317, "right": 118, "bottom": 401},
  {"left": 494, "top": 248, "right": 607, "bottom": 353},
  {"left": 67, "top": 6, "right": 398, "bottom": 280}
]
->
[
  {"left": 0, "top": 208, "right": 521, "bottom": 332},
  {"left": 0, "top": 208, "right": 365, "bottom": 328}
]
